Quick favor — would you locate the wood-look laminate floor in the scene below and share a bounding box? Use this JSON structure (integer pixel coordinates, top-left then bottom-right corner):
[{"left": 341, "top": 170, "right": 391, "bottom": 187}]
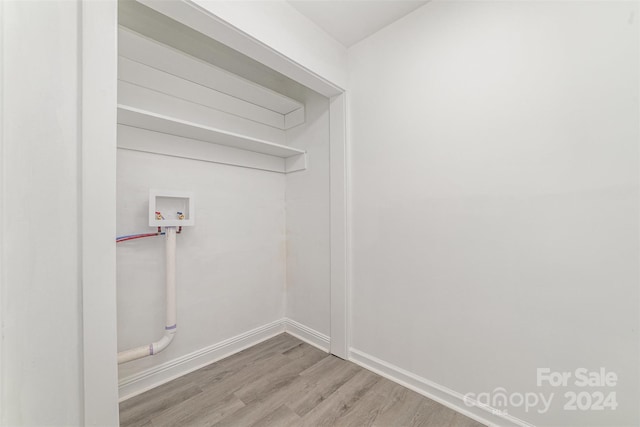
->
[{"left": 120, "top": 333, "right": 485, "bottom": 427}]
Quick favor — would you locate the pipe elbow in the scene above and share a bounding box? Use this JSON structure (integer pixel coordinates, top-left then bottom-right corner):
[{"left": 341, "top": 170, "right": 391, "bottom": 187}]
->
[{"left": 151, "top": 329, "right": 176, "bottom": 355}]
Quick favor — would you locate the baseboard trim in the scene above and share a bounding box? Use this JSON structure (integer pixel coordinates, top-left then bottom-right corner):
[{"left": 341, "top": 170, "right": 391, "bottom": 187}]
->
[
  {"left": 118, "top": 319, "right": 285, "bottom": 401},
  {"left": 118, "top": 320, "right": 533, "bottom": 426},
  {"left": 349, "top": 348, "right": 533, "bottom": 427},
  {"left": 283, "top": 318, "right": 330, "bottom": 352},
  {"left": 118, "top": 318, "right": 330, "bottom": 401}
]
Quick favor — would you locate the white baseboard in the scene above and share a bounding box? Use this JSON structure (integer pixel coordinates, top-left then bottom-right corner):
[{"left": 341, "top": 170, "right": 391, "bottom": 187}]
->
[
  {"left": 118, "top": 318, "right": 330, "bottom": 401},
  {"left": 283, "top": 318, "right": 330, "bottom": 352},
  {"left": 349, "top": 348, "right": 533, "bottom": 427},
  {"left": 119, "top": 320, "right": 527, "bottom": 427},
  {"left": 118, "top": 319, "right": 285, "bottom": 401}
]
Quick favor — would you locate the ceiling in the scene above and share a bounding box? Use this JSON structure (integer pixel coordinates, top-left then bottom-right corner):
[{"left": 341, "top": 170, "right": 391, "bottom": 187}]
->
[{"left": 288, "top": 1, "right": 428, "bottom": 48}]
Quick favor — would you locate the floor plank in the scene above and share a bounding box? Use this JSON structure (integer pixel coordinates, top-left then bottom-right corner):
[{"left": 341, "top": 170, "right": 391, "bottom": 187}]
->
[
  {"left": 297, "top": 369, "right": 381, "bottom": 427},
  {"left": 120, "top": 333, "right": 486, "bottom": 427},
  {"left": 150, "top": 392, "right": 245, "bottom": 427}
]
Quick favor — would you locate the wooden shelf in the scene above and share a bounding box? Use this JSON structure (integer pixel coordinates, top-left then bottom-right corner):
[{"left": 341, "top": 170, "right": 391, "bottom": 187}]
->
[{"left": 117, "top": 105, "right": 306, "bottom": 159}]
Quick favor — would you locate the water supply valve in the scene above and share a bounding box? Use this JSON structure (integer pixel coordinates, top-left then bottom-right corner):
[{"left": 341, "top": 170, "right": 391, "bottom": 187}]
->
[{"left": 149, "top": 190, "right": 195, "bottom": 227}]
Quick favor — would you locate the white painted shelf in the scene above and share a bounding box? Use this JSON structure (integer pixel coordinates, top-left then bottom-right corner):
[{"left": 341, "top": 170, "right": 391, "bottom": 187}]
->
[
  {"left": 117, "top": 104, "right": 306, "bottom": 159},
  {"left": 118, "top": 28, "right": 306, "bottom": 130}
]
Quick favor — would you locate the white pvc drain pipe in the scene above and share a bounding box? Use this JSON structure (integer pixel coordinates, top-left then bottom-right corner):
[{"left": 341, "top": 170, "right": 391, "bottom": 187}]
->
[{"left": 118, "top": 227, "right": 177, "bottom": 364}]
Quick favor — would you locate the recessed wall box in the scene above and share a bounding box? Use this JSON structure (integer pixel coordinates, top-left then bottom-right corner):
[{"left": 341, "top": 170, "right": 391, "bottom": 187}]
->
[{"left": 149, "top": 189, "right": 194, "bottom": 227}]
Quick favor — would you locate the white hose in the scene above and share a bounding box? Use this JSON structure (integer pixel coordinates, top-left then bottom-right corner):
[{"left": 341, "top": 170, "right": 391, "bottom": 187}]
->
[{"left": 118, "top": 227, "right": 177, "bottom": 364}]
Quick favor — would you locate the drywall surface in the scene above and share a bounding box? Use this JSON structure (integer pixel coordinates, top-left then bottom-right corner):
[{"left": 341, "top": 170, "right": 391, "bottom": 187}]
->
[
  {"left": 285, "top": 89, "right": 331, "bottom": 337},
  {"left": 1, "top": 1, "right": 84, "bottom": 424},
  {"left": 116, "top": 139, "right": 286, "bottom": 381},
  {"left": 81, "top": 2, "right": 120, "bottom": 425},
  {"left": 140, "top": 0, "right": 347, "bottom": 95},
  {"left": 189, "top": 0, "right": 347, "bottom": 90},
  {"left": 348, "top": 1, "right": 639, "bottom": 426}
]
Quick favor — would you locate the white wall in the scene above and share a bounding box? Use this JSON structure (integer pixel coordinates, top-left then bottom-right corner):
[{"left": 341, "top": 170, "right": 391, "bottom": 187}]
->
[
  {"left": 1, "top": 1, "right": 84, "bottom": 424},
  {"left": 286, "top": 89, "right": 331, "bottom": 337},
  {"left": 348, "top": 1, "right": 638, "bottom": 426},
  {"left": 81, "top": 2, "right": 120, "bottom": 425},
  {"left": 187, "top": 0, "right": 347, "bottom": 92},
  {"left": 116, "top": 131, "right": 286, "bottom": 381},
  {"left": 139, "top": 0, "right": 347, "bottom": 96}
]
